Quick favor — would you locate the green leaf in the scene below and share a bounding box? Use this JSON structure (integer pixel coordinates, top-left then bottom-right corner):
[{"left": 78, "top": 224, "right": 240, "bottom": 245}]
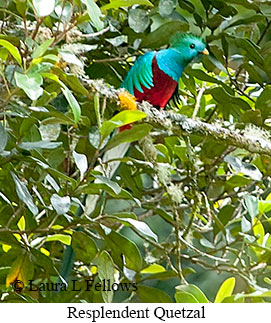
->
[
  {"left": 235, "top": 290, "right": 271, "bottom": 300},
  {"left": 72, "top": 232, "right": 98, "bottom": 263},
  {"left": 206, "top": 55, "right": 227, "bottom": 73},
  {"left": 244, "top": 195, "right": 259, "bottom": 220},
  {"left": 208, "top": 87, "right": 251, "bottom": 112},
  {"left": 175, "top": 291, "right": 198, "bottom": 303},
  {"left": 101, "top": 229, "right": 142, "bottom": 272},
  {"left": 214, "top": 277, "right": 236, "bottom": 303},
  {"left": 19, "top": 141, "right": 62, "bottom": 150},
  {"left": 11, "top": 172, "right": 38, "bottom": 216},
  {"left": 241, "top": 214, "right": 251, "bottom": 232},
  {"left": 116, "top": 217, "right": 158, "bottom": 242},
  {"left": 200, "top": 238, "right": 214, "bottom": 249},
  {"left": 106, "top": 124, "right": 152, "bottom": 150},
  {"left": 241, "top": 63, "right": 263, "bottom": 85},
  {"left": 101, "top": 0, "right": 153, "bottom": 10},
  {"left": 137, "top": 285, "right": 172, "bottom": 302},
  {"left": 231, "top": 36, "right": 264, "bottom": 68},
  {"left": 15, "top": 72, "right": 43, "bottom": 101},
  {"left": 175, "top": 284, "right": 209, "bottom": 303},
  {"left": 258, "top": 200, "right": 271, "bottom": 214},
  {"left": 46, "top": 234, "right": 71, "bottom": 245},
  {"left": 190, "top": 69, "right": 233, "bottom": 93},
  {"left": 0, "top": 48, "right": 8, "bottom": 60},
  {"left": 32, "top": 38, "right": 55, "bottom": 59},
  {"left": 50, "top": 194, "right": 71, "bottom": 215},
  {"left": 158, "top": 0, "right": 177, "bottom": 17},
  {"left": 0, "top": 39, "right": 22, "bottom": 65},
  {"left": 112, "top": 212, "right": 137, "bottom": 220},
  {"left": 128, "top": 8, "right": 150, "bottom": 33},
  {"left": 224, "top": 155, "right": 262, "bottom": 181},
  {"left": 207, "top": 14, "right": 225, "bottom": 30},
  {"left": 59, "top": 51, "right": 84, "bottom": 68},
  {"left": 141, "top": 21, "right": 189, "bottom": 49},
  {"left": 100, "top": 110, "right": 146, "bottom": 138},
  {"left": 141, "top": 270, "right": 181, "bottom": 281},
  {"left": 0, "top": 232, "right": 21, "bottom": 246},
  {"left": 61, "top": 85, "right": 81, "bottom": 124},
  {"left": 73, "top": 151, "right": 88, "bottom": 180},
  {"left": 241, "top": 109, "right": 263, "bottom": 126},
  {"left": 226, "top": 175, "right": 251, "bottom": 188},
  {"left": 253, "top": 218, "right": 265, "bottom": 244},
  {"left": 226, "top": 14, "right": 264, "bottom": 29},
  {"left": 82, "top": 0, "right": 104, "bottom": 31},
  {"left": 96, "top": 251, "right": 115, "bottom": 303},
  {"left": 31, "top": 249, "right": 56, "bottom": 274},
  {"left": 255, "top": 85, "right": 271, "bottom": 120},
  {"left": 221, "top": 295, "right": 244, "bottom": 303},
  {"left": 178, "top": 0, "right": 194, "bottom": 12},
  {"left": 214, "top": 205, "right": 234, "bottom": 236},
  {"left": 94, "top": 175, "right": 122, "bottom": 195},
  {"left": 0, "top": 123, "right": 8, "bottom": 152},
  {"left": 33, "top": 0, "right": 56, "bottom": 17},
  {"left": 0, "top": 191, "right": 12, "bottom": 206}
]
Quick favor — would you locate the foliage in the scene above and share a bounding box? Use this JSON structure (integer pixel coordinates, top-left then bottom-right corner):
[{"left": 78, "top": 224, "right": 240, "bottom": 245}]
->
[{"left": 1, "top": 0, "right": 271, "bottom": 303}]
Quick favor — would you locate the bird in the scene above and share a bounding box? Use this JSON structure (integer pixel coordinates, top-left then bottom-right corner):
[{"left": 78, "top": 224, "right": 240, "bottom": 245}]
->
[
  {"left": 120, "top": 32, "right": 208, "bottom": 109},
  {"left": 58, "top": 32, "right": 208, "bottom": 285}
]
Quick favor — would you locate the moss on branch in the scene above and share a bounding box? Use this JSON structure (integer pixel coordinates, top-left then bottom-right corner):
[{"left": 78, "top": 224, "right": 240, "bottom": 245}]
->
[{"left": 85, "top": 78, "right": 271, "bottom": 157}]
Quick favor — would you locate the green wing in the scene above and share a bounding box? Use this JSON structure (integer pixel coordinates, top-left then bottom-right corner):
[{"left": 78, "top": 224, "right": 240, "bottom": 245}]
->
[{"left": 121, "top": 51, "right": 155, "bottom": 95}]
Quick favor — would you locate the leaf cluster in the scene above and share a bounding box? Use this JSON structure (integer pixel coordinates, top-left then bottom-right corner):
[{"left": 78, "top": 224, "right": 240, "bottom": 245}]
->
[{"left": 0, "top": 0, "right": 271, "bottom": 303}]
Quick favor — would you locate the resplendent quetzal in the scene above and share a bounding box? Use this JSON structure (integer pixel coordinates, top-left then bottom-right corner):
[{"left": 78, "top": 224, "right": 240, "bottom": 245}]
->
[
  {"left": 59, "top": 32, "right": 208, "bottom": 286},
  {"left": 121, "top": 32, "right": 208, "bottom": 109}
]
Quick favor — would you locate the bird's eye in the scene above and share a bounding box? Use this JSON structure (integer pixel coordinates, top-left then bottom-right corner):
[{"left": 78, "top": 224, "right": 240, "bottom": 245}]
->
[{"left": 190, "top": 44, "right": 195, "bottom": 49}]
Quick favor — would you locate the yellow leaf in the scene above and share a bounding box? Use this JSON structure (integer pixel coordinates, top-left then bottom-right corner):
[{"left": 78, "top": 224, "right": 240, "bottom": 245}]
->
[
  {"left": 51, "top": 224, "right": 64, "bottom": 230},
  {"left": 46, "top": 234, "right": 71, "bottom": 245},
  {"left": 253, "top": 218, "right": 265, "bottom": 245},
  {"left": 6, "top": 253, "right": 33, "bottom": 288},
  {"left": 141, "top": 264, "right": 165, "bottom": 274},
  {"left": 13, "top": 233, "right": 22, "bottom": 241},
  {"left": 17, "top": 216, "right": 25, "bottom": 231},
  {"left": 2, "top": 244, "right": 11, "bottom": 252},
  {"left": 40, "top": 247, "right": 50, "bottom": 256},
  {"left": 214, "top": 277, "right": 236, "bottom": 303}
]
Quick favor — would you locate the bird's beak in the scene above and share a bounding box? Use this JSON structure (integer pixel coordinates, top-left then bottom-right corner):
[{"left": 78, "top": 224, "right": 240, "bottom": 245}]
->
[{"left": 201, "top": 48, "right": 209, "bottom": 55}]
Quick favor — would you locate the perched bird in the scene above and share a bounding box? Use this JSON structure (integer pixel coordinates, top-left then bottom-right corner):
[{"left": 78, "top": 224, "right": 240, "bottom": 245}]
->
[
  {"left": 121, "top": 32, "right": 208, "bottom": 109},
  {"left": 59, "top": 33, "right": 208, "bottom": 284}
]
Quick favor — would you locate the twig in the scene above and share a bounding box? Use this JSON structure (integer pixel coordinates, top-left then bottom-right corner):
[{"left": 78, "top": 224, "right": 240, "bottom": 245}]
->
[
  {"left": 81, "top": 26, "right": 110, "bottom": 38},
  {"left": 257, "top": 19, "right": 271, "bottom": 45},
  {"left": 31, "top": 17, "right": 45, "bottom": 40},
  {"left": 93, "top": 57, "right": 127, "bottom": 64},
  {"left": 192, "top": 84, "right": 205, "bottom": 119},
  {"left": 178, "top": 234, "right": 228, "bottom": 262},
  {"left": 174, "top": 208, "right": 187, "bottom": 284},
  {"left": 5, "top": 206, "right": 23, "bottom": 228}
]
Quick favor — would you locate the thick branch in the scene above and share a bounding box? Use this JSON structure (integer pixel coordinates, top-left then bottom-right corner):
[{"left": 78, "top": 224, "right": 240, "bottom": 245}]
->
[
  {"left": 84, "top": 79, "right": 271, "bottom": 157},
  {"left": 142, "top": 105, "right": 271, "bottom": 156}
]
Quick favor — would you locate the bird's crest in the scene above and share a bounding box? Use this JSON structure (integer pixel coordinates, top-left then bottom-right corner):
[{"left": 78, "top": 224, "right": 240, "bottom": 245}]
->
[{"left": 169, "top": 32, "right": 204, "bottom": 47}]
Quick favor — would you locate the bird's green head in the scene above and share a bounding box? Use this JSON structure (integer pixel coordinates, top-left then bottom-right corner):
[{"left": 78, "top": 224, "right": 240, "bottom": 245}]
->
[{"left": 169, "top": 32, "right": 208, "bottom": 63}]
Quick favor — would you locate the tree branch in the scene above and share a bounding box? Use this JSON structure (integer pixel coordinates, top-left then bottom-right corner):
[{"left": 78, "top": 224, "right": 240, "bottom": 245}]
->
[
  {"left": 84, "top": 79, "right": 271, "bottom": 157},
  {"left": 141, "top": 104, "right": 271, "bottom": 157}
]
